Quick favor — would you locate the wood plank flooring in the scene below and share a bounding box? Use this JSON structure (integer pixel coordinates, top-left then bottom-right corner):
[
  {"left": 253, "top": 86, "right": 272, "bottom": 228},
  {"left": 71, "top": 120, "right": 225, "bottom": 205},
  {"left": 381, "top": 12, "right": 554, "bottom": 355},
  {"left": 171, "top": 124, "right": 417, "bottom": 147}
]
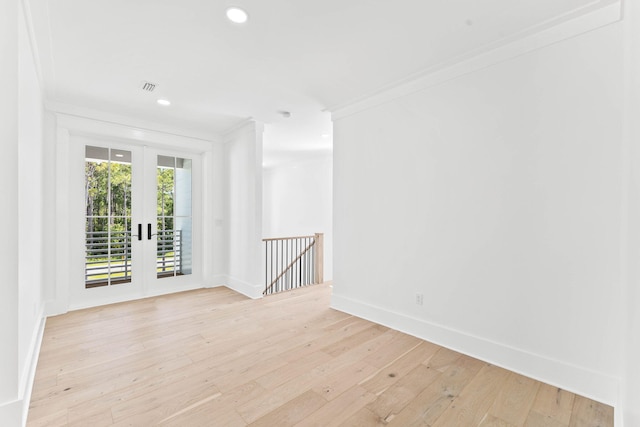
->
[{"left": 27, "top": 284, "right": 613, "bottom": 426}]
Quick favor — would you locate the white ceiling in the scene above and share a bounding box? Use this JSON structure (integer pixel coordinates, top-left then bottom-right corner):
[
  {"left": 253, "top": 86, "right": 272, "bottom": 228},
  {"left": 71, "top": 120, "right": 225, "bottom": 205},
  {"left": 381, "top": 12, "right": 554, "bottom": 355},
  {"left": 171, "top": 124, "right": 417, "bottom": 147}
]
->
[{"left": 27, "top": 0, "right": 609, "bottom": 163}]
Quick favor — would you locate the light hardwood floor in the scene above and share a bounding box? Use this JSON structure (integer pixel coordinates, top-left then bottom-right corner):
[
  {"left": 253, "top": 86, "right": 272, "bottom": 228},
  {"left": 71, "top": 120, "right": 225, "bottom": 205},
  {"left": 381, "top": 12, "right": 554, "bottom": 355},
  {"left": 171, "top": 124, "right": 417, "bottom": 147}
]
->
[{"left": 27, "top": 283, "right": 613, "bottom": 426}]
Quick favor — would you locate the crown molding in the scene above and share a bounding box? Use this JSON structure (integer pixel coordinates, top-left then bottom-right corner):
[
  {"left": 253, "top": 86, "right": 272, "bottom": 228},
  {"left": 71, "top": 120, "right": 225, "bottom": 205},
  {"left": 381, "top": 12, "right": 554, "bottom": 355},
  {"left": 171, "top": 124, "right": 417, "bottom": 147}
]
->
[
  {"left": 329, "top": 0, "right": 621, "bottom": 121},
  {"left": 221, "top": 117, "right": 258, "bottom": 140},
  {"left": 47, "top": 101, "right": 222, "bottom": 145}
]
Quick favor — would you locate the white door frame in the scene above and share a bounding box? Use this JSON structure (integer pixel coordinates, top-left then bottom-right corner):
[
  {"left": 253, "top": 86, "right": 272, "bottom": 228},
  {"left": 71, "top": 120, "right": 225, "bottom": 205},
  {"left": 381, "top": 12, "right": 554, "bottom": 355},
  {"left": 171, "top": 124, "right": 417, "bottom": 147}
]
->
[
  {"left": 141, "top": 146, "right": 203, "bottom": 296},
  {"left": 53, "top": 113, "right": 214, "bottom": 312}
]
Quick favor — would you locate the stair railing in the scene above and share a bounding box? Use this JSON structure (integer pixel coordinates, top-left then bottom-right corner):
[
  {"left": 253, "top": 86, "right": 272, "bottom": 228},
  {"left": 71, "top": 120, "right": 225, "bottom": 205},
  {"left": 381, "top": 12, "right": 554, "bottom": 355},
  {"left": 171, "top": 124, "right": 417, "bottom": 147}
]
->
[{"left": 263, "top": 233, "right": 324, "bottom": 295}]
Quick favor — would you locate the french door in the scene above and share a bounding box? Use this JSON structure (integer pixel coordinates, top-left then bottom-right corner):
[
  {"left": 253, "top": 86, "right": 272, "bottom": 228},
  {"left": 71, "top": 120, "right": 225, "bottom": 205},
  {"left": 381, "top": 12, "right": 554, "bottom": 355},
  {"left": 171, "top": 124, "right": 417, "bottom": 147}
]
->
[{"left": 76, "top": 141, "right": 201, "bottom": 306}]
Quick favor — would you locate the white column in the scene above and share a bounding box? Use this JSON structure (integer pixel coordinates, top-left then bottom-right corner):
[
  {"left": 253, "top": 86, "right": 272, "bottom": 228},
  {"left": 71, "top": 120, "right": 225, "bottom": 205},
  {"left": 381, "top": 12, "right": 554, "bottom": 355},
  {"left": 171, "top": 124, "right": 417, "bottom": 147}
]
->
[{"left": 225, "top": 121, "right": 264, "bottom": 298}]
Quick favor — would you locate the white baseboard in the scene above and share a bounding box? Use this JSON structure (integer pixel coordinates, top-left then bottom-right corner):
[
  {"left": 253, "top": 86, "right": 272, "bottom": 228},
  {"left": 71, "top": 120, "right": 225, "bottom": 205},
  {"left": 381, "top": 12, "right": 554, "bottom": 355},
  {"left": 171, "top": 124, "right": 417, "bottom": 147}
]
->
[
  {"left": 206, "top": 275, "right": 228, "bottom": 288},
  {"left": 144, "top": 283, "right": 204, "bottom": 299},
  {"left": 19, "top": 310, "right": 46, "bottom": 427},
  {"left": 616, "top": 405, "right": 626, "bottom": 427},
  {"left": 224, "top": 276, "right": 263, "bottom": 299},
  {"left": 0, "top": 306, "right": 47, "bottom": 427},
  {"left": 331, "top": 293, "right": 620, "bottom": 409},
  {"left": 44, "top": 299, "right": 68, "bottom": 317},
  {"left": 0, "top": 399, "right": 21, "bottom": 427}
]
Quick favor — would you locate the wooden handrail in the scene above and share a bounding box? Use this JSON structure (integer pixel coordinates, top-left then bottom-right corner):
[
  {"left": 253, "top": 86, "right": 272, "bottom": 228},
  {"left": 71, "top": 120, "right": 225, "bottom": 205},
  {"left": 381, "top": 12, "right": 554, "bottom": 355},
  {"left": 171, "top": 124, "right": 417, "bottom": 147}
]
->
[
  {"left": 263, "top": 239, "right": 315, "bottom": 295},
  {"left": 262, "top": 235, "right": 315, "bottom": 242}
]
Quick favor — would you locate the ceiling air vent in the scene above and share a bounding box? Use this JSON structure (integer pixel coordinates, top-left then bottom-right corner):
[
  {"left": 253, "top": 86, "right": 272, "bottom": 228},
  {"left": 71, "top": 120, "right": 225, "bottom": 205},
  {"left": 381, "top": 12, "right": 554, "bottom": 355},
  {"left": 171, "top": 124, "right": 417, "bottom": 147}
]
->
[{"left": 140, "top": 81, "right": 157, "bottom": 92}]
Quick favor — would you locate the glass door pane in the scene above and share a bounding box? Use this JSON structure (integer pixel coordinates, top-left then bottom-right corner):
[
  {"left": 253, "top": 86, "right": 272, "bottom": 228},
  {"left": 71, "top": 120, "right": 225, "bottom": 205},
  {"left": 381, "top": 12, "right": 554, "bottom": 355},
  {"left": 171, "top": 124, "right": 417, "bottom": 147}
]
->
[
  {"left": 85, "top": 146, "right": 133, "bottom": 288},
  {"left": 157, "top": 155, "right": 192, "bottom": 279}
]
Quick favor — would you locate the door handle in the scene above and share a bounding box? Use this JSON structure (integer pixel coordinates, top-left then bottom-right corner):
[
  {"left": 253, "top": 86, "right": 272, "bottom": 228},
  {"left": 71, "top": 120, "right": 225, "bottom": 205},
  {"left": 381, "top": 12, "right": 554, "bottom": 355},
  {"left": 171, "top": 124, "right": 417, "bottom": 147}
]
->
[
  {"left": 147, "top": 223, "right": 159, "bottom": 240},
  {"left": 132, "top": 223, "right": 142, "bottom": 241}
]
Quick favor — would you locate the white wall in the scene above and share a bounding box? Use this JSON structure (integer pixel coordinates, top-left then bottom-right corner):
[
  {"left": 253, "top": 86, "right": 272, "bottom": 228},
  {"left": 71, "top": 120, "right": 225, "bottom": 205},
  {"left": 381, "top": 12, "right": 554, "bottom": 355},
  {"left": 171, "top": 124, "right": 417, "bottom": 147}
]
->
[
  {"left": 332, "top": 17, "right": 625, "bottom": 408},
  {"left": 263, "top": 155, "right": 333, "bottom": 280},
  {"left": 42, "top": 112, "right": 57, "bottom": 305},
  {"left": 0, "top": 0, "right": 21, "bottom": 422},
  {"left": 18, "top": 0, "right": 45, "bottom": 407},
  {"left": 0, "top": 1, "right": 46, "bottom": 424},
  {"left": 225, "top": 122, "right": 264, "bottom": 298},
  {"left": 623, "top": 0, "right": 640, "bottom": 423},
  {"left": 209, "top": 142, "right": 228, "bottom": 286}
]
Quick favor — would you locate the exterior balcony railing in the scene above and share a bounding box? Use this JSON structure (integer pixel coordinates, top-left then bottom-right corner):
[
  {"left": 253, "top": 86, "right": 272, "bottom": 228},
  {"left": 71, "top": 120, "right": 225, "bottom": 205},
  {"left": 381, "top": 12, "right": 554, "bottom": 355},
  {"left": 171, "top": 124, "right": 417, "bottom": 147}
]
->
[{"left": 85, "top": 229, "right": 182, "bottom": 287}]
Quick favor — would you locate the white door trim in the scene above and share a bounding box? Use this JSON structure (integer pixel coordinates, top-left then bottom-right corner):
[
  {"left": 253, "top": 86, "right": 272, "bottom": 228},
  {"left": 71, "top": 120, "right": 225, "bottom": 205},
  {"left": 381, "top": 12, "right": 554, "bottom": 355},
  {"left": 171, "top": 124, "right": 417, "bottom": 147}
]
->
[{"left": 51, "top": 113, "right": 214, "bottom": 313}]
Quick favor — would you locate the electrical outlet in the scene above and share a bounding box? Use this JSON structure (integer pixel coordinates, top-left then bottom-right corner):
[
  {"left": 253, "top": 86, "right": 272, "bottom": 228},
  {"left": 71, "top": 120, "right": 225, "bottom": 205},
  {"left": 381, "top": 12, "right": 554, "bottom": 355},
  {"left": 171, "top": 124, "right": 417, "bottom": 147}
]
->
[{"left": 415, "top": 293, "right": 423, "bottom": 305}]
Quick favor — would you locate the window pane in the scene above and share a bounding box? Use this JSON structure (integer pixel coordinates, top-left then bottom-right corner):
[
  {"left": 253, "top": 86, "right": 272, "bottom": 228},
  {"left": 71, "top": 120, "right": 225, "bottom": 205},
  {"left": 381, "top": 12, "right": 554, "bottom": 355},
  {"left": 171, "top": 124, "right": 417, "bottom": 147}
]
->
[
  {"left": 85, "top": 146, "right": 132, "bottom": 288},
  {"left": 110, "top": 160, "right": 132, "bottom": 217},
  {"left": 157, "top": 164, "right": 174, "bottom": 218},
  {"left": 175, "top": 158, "right": 192, "bottom": 276},
  {"left": 176, "top": 217, "right": 192, "bottom": 275},
  {"left": 157, "top": 223, "right": 175, "bottom": 277},
  {"left": 175, "top": 158, "right": 192, "bottom": 217},
  {"left": 157, "top": 155, "right": 192, "bottom": 279}
]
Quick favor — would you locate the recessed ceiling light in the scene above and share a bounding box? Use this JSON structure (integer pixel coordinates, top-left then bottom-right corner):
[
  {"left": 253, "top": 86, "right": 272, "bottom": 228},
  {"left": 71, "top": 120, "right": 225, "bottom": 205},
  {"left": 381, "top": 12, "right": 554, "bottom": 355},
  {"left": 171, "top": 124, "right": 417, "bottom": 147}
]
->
[
  {"left": 226, "top": 7, "right": 248, "bottom": 24},
  {"left": 321, "top": 134, "right": 330, "bottom": 138},
  {"left": 157, "top": 99, "right": 171, "bottom": 106},
  {"left": 115, "top": 153, "right": 124, "bottom": 158}
]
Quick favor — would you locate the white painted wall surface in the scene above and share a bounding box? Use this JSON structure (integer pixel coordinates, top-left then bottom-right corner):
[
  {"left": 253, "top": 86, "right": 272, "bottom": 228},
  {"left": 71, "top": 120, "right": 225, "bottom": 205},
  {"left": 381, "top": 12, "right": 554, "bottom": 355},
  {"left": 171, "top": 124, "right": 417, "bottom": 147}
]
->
[
  {"left": 623, "top": 0, "right": 640, "bottom": 423},
  {"left": 42, "top": 112, "right": 57, "bottom": 306},
  {"left": 332, "top": 20, "right": 624, "bottom": 407},
  {"left": 0, "top": 1, "right": 46, "bottom": 424},
  {"left": 225, "top": 122, "right": 264, "bottom": 298},
  {"left": 209, "top": 142, "right": 228, "bottom": 286},
  {"left": 263, "top": 155, "right": 333, "bottom": 280},
  {"left": 0, "top": 0, "right": 21, "bottom": 422},
  {"left": 18, "top": 0, "right": 45, "bottom": 405}
]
